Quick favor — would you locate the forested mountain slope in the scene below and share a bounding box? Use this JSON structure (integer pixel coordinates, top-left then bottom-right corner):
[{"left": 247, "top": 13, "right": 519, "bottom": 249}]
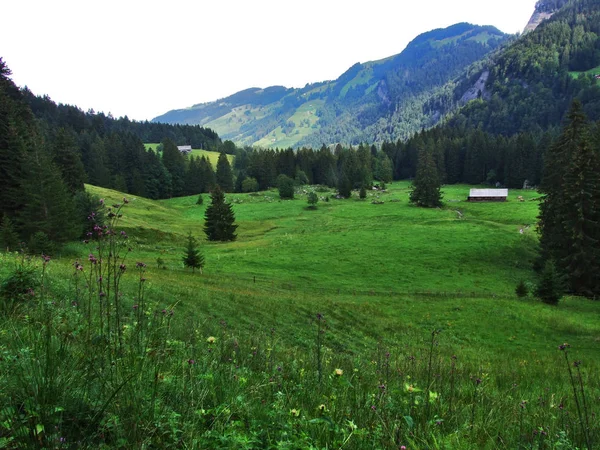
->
[
  {"left": 447, "top": 0, "right": 600, "bottom": 135},
  {"left": 153, "top": 24, "right": 508, "bottom": 148}
]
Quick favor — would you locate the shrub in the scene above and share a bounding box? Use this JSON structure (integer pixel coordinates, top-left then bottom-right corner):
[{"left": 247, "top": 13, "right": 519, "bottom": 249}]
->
[
  {"left": 0, "top": 256, "right": 36, "bottom": 313},
  {"left": 515, "top": 280, "right": 529, "bottom": 297},
  {"left": 535, "top": 261, "right": 563, "bottom": 305},
  {"left": 28, "top": 231, "right": 54, "bottom": 256},
  {"left": 277, "top": 174, "right": 295, "bottom": 199},
  {"left": 196, "top": 194, "right": 204, "bottom": 205},
  {"left": 307, "top": 192, "right": 318, "bottom": 208},
  {"left": 359, "top": 186, "right": 367, "bottom": 199}
]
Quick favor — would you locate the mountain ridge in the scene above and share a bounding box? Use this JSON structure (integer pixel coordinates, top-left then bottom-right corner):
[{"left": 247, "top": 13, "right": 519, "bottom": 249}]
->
[{"left": 152, "top": 23, "right": 508, "bottom": 148}]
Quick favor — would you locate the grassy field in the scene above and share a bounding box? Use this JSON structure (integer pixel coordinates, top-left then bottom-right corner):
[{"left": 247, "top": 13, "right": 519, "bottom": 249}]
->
[
  {"left": 1, "top": 182, "right": 598, "bottom": 448},
  {"left": 569, "top": 65, "right": 600, "bottom": 78}
]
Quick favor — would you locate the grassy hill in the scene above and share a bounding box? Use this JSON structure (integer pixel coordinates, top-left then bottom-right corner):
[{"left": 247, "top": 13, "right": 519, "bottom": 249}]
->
[{"left": 1, "top": 183, "right": 598, "bottom": 448}]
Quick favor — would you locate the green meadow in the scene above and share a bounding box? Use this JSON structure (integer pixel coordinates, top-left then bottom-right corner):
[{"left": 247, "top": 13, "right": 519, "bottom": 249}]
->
[
  {"left": 1, "top": 183, "right": 599, "bottom": 448},
  {"left": 144, "top": 143, "right": 232, "bottom": 166}
]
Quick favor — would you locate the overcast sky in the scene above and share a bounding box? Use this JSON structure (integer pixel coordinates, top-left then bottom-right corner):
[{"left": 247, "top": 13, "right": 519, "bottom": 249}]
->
[{"left": 2, "top": 0, "right": 538, "bottom": 121}]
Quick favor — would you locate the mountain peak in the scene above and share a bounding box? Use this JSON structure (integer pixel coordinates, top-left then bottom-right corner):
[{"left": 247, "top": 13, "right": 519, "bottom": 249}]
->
[{"left": 524, "top": 0, "right": 569, "bottom": 32}]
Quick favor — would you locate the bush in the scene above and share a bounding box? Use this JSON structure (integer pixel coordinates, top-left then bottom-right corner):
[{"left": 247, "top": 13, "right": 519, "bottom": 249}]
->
[
  {"left": 0, "top": 257, "right": 37, "bottom": 313},
  {"left": 277, "top": 175, "right": 295, "bottom": 199},
  {"left": 28, "top": 231, "right": 54, "bottom": 256},
  {"left": 196, "top": 194, "right": 204, "bottom": 205},
  {"left": 359, "top": 186, "right": 367, "bottom": 199},
  {"left": 535, "top": 261, "right": 563, "bottom": 305},
  {"left": 307, "top": 192, "right": 318, "bottom": 208},
  {"left": 242, "top": 177, "right": 260, "bottom": 193},
  {"left": 515, "top": 280, "right": 529, "bottom": 297}
]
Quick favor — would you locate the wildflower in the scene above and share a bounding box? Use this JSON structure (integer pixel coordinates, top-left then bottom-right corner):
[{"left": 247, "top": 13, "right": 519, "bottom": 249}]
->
[
  {"left": 188, "top": 359, "right": 195, "bottom": 365},
  {"left": 206, "top": 336, "right": 216, "bottom": 344},
  {"left": 401, "top": 446, "right": 407, "bottom": 450},
  {"left": 573, "top": 360, "right": 581, "bottom": 368},
  {"left": 371, "top": 405, "right": 376, "bottom": 411},
  {"left": 558, "top": 343, "right": 570, "bottom": 351},
  {"left": 41, "top": 254, "right": 51, "bottom": 264},
  {"left": 520, "top": 400, "right": 527, "bottom": 409},
  {"left": 99, "top": 198, "right": 105, "bottom": 205},
  {"left": 27, "top": 288, "right": 35, "bottom": 296},
  {"left": 475, "top": 378, "right": 482, "bottom": 385},
  {"left": 334, "top": 368, "right": 343, "bottom": 377},
  {"left": 289, "top": 408, "right": 300, "bottom": 417},
  {"left": 316, "top": 313, "right": 323, "bottom": 320},
  {"left": 119, "top": 264, "right": 126, "bottom": 272},
  {"left": 136, "top": 262, "right": 147, "bottom": 268},
  {"left": 123, "top": 197, "right": 129, "bottom": 204},
  {"left": 120, "top": 231, "right": 128, "bottom": 238},
  {"left": 88, "top": 254, "right": 97, "bottom": 264},
  {"left": 99, "top": 292, "right": 106, "bottom": 297},
  {"left": 132, "top": 304, "right": 138, "bottom": 310}
]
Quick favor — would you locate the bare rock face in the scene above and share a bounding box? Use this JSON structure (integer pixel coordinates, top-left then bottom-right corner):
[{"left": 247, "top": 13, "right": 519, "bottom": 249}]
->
[
  {"left": 524, "top": 0, "right": 569, "bottom": 33},
  {"left": 460, "top": 71, "right": 490, "bottom": 104}
]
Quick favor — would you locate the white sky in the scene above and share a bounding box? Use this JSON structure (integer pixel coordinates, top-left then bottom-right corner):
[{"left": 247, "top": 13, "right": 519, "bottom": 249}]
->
[{"left": 2, "top": 0, "right": 538, "bottom": 121}]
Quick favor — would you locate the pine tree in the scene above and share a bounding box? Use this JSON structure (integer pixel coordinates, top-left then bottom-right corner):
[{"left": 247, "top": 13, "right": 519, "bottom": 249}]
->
[
  {"left": 0, "top": 215, "right": 20, "bottom": 251},
  {"left": 537, "top": 101, "right": 600, "bottom": 296},
  {"left": 50, "top": 128, "right": 86, "bottom": 194},
  {"left": 161, "top": 138, "right": 186, "bottom": 197},
  {"left": 535, "top": 260, "right": 564, "bottom": 305},
  {"left": 216, "top": 151, "right": 234, "bottom": 192},
  {"left": 204, "top": 185, "right": 238, "bottom": 242},
  {"left": 409, "top": 144, "right": 443, "bottom": 208},
  {"left": 182, "top": 232, "right": 204, "bottom": 273}
]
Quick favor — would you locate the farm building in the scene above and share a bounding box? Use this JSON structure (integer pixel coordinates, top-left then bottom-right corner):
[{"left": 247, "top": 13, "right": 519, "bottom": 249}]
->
[
  {"left": 467, "top": 188, "right": 508, "bottom": 202},
  {"left": 177, "top": 145, "right": 192, "bottom": 154}
]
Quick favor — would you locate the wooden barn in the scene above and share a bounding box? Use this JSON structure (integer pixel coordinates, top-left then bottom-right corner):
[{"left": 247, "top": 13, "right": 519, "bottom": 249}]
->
[
  {"left": 467, "top": 188, "right": 508, "bottom": 202},
  {"left": 177, "top": 145, "right": 192, "bottom": 154}
]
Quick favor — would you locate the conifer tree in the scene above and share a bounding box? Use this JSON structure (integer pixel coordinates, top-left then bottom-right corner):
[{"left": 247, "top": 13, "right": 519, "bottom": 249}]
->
[
  {"left": 216, "top": 151, "right": 234, "bottom": 192},
  {"left": 409, "top": 144, "right": 443, "bottom": 208},
  {"left": 0, "top": 215, "right": 20, "bottom": 251},
  {"left": 537, "top": 101, "right": 600, "bottom": 296},
  {"left": 182, "top": 232, "right": 204, "bottom": 273},
  {"left": 204, "top": 185, "right": 238, "bottom": 242}
]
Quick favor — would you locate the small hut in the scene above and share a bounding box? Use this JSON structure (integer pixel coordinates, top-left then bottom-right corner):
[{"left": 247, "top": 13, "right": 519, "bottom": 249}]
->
[
  {"left": 467, "top": 188, "right": 508, "bottom": 202},
  {"left": 177, "top": 145, "right": 192, "bottom": 154}
]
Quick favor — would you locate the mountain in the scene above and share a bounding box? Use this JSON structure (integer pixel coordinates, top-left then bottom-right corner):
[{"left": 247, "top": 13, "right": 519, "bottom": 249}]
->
[
  {"left": 524, "top": 0, "right": 571, "bottom": 32},
  {"left": 153, "top": 23, "right": 508, "bottom": 148},
  {"left": 446, "top": 0, "right": 600, "bottom": 136}
]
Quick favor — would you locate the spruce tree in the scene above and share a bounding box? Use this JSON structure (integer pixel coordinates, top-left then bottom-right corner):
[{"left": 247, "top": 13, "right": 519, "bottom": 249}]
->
[
  {"left": 216, "top": 151, "right": 234, "bottom": 192},
  {"left": 0, "top": 215, "right": 20, "bottom": 251},
  {"left": 409, "top": 144, "right": 443, "bottom": 208},
  {"left": 204, "top": 185, "right": 238, "bottom": 242},
  {"left": 182, "top": 232, "right": 204, "bottom": 273},
  {"left": 537, "top": 101, "right": 600, "bottom": 296}
]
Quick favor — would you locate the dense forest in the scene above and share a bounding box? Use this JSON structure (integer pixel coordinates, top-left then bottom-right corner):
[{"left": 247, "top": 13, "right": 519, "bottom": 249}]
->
[{"left": 0, "top": 58, "right": 222, "bottom": 251}]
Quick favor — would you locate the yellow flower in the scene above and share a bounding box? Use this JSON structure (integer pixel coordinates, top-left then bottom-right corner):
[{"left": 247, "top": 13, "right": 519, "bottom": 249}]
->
[
  {"left": 334, "top": 368, "right": 343, "bottom": 377},
  {"left": 206, "top": 336, "right": 216, "bottom": 344}
]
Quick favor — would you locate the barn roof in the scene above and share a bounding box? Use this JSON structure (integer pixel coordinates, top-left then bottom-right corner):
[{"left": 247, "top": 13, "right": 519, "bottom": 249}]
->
[
  {"left": 177, "top": 145, "right": 192, "bottom": 151},
  {"left": 469, "top": 189, "right": 508, "bottom": 197}
]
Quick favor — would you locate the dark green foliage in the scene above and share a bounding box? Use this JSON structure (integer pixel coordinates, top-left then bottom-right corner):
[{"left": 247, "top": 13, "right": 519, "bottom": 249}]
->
[
  {"left": 307, "top": 192, "right": 318, "bottom": 208},
  {"left": 0, "top": 258, "right": 36, "bottom": 313},
  {"left": 535, "top": 261, "right": 564, "bottom": 305},
  {"left": 0, "top": 215, "right": 20, "bottom": 252},
  {"left": 182, "top": 232, "right": 204, "bottom": 273},
  {"left": 515, "top": 280, "right": 529, "bottom": 298},
  {"left": 161, "top": 138, "right": 186, "bottom": 197},
  {"left": 241, "top": 177, "right": 259, "bottom": 193},
  {"left": 74, "top": 191, "right": 105, "bottom": 238},
  {"left": 50, "top": 128, "right": 86, "bottom": 194},
  {"left": 196, "top": 194, "right": 204, "bottom": 205},
  {"left": 27, "top": 231, "right": 54, "bottom": 256},
  {"left": 204, "top": 185, "right": 238, "bottom": 242},
  {"left": 359, "top": 186, "right": 367, "bottom": 199},
  {"left": 337, "top": 175, "right": 352, "bottom": 198},
  {"left": 410, "top": 144, "right": 443, "bottom": 208},
  {"left": 20, "top": 148, "right": 81, "bottom": 244},
  {"left": 216, "top": 151, "right": 234, "bottom": 192},
  {"left": 277, "top": 174, "right": 295, "bottom": 199},
  {"left": 537, "top": 102, "right": 600, "bottom": 297}
]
